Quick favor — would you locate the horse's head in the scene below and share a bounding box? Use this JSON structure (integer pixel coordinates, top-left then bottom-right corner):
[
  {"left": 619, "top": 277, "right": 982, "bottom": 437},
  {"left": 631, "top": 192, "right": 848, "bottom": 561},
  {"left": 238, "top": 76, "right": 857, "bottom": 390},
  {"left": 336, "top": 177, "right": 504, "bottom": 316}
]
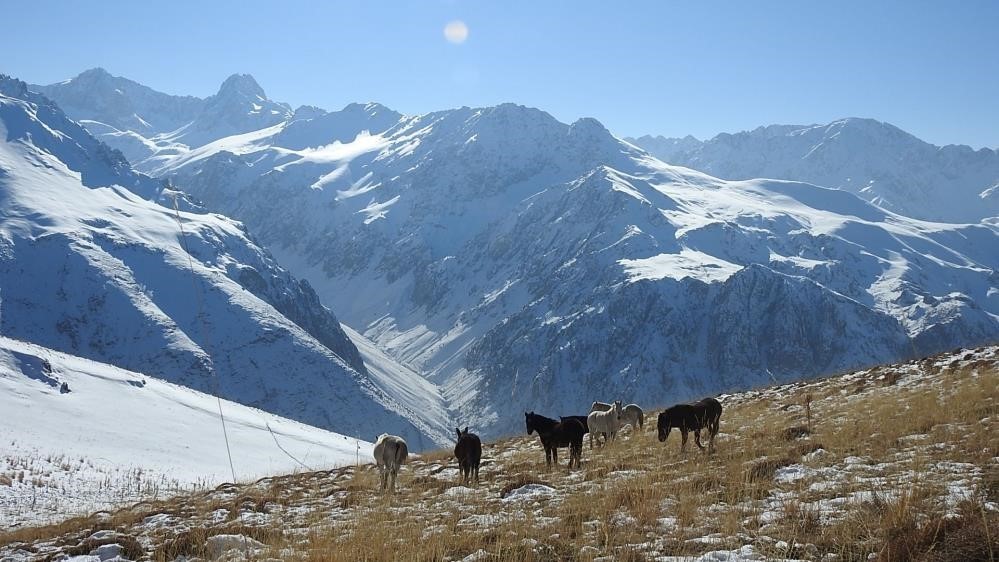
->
[
  {"left": 614, "top": 400, "right": 623, "bottom": 419},
  {"left": 525, "top": 412, "right": 535, "bottom": 435},
  {"left": 657, "top": 411, "right": 672, "bottom": 442}
]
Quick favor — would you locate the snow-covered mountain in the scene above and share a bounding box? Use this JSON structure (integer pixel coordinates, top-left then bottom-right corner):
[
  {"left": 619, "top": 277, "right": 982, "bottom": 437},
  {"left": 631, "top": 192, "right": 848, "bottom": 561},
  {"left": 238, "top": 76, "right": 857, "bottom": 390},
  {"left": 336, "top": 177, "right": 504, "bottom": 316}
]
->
[
  {"left": 104, "top": 93, "right": 995, "bottom": 436},
  {"left": 626, "top": 119, "right": 999, "bottom": 223},
  {"left": 30, "top": 72, "right": 999, "bottom": 438},
  {"left": 0, "top": 335, "right": 373, "bottom": 527},
  {"left": 0, "top": 75, "right": 449, "bottom": 448},
  {"left": 33, "top": 68, "right": 293, "bottom": 169}
]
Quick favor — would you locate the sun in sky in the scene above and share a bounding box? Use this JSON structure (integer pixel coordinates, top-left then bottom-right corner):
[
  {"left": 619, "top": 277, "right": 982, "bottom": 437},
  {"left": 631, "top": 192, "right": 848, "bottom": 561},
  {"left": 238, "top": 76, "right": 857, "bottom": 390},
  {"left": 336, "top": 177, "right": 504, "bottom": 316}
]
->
[{"left": 443, "top": 20, "right": 469, "bottom": 44}]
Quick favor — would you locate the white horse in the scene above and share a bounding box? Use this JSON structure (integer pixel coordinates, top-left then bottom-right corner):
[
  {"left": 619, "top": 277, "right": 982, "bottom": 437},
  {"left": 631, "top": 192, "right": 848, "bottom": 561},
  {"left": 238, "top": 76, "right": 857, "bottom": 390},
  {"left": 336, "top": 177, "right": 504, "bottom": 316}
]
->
[
  {"left": 620, "top": 404, "right": 644, "bottom": 431},
  {"left": 593, "top": 401, "right": 643, "bottom": 432},
  {"left": 373, "top": 433, "right": 408, "bottom": 492},
  {"left": 590, "top": 401, "right": 613, "bottom": 412},
  {"left": 587, "top": 401, "right": 623, "bottom": 447}
]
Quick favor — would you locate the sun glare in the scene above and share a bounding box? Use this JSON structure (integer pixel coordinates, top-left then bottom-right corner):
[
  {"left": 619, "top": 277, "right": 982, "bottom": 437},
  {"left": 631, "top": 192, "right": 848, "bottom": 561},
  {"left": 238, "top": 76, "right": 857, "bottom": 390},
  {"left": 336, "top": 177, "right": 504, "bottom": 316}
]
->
[{"left": 444, "top": 20, "right": 469, "bottom": 44}]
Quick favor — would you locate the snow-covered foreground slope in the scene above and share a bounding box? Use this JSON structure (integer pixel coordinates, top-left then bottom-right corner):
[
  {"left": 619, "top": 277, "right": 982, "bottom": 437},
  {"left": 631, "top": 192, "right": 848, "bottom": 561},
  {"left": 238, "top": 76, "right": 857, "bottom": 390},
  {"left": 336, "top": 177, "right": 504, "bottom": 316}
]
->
[
  {"left": 0, "top": 336, "right": 373, "bottom": 528},
  {"left": 627, "top": 119, "right": 999, "bottom": 223},
  {"left": 0, "top": 76, "right": 448, "bottom": 449}
]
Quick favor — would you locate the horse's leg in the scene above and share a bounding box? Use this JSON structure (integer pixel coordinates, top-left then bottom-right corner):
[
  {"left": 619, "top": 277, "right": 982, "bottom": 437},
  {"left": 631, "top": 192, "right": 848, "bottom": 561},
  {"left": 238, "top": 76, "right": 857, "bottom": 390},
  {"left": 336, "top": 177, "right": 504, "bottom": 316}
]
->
[
  {"left": 552, "top": 446, "right": 559, "bottom": 469},
  {"left": 694, "top": 429, "right": 705, "bottom": 451},
  {"left": 545, "top": 446, "right": 553, "bottom": 470},
  {"left": 681, "top": 430, "right": 689, "bottom": 453}
]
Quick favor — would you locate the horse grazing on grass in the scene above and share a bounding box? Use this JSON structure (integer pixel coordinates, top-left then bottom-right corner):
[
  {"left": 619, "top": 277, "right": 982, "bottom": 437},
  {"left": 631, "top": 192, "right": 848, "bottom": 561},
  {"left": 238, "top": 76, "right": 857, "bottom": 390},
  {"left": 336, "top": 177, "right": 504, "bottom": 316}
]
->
[
  {"left": 373, "top": 433, "right": 408, "bottom": 492},
  {"left": 525, "top": 412, "right": 585, "bottom": 470},
  {"left": 620, "top": 404, "right": 645, "bottom": 431},
  {"left": 454, "top": 426, "right": 482, "bottom": 484},
  {"left": 657, "top": 397, "right": 722, "bottom": 453},
  {"left": 587, "top": 400, "right": 623, "bottom": 447}
]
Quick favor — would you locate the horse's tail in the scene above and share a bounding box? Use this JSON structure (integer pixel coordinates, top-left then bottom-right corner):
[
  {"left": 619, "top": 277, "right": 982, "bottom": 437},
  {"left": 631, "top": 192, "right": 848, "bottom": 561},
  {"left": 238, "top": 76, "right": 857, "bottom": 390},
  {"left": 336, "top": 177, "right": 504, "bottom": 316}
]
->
[{"left": 395, "top": 441, "right": 409, "bottom": 468}]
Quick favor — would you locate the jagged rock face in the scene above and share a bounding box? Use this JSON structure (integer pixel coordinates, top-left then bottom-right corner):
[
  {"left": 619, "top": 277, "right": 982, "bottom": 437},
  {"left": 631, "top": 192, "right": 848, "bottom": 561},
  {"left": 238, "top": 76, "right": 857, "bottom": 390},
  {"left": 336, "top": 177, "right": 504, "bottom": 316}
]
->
[
  {"left": 627, "top": 118, "right": 999, "bottom": 223},
  {"left": 0, "top": 77, "right": 448, "bottom": 448},
  {"left": 37, "top": 72, "right": 999, "bottom": 437}
]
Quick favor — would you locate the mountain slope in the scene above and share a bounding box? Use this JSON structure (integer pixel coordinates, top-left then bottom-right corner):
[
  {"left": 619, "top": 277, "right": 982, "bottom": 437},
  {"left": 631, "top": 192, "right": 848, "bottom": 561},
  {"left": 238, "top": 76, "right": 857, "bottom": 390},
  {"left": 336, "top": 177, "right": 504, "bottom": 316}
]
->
[
  {"left": 139, "top": 96, "right": 999, "bottom": 437},
  {"left": 3, "top": 344, "right": 995, "bottom": 560},
  {"left": 0, "top": 75, "right": 447, "bottom": 448},
  {"left": 626, "top": 119, "right": 999, "bottom": 223},
  {"left": 0, "top": 336, "right": 373, "bottom": 527}
]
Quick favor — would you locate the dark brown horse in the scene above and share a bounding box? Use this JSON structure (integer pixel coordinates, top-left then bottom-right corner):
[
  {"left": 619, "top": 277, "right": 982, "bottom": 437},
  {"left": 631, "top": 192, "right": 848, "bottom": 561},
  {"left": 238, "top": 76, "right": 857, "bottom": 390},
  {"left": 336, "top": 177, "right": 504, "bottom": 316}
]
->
[
  {"left": 559, "top": 415, "right": 590, "bottom": 433},
  {"left": 525, "top": 412, "right": 585, "bottom": 469},
  {"left": 454, "top": 426, "right": 482, "bottom": 484},
  {"left": 657, "top": 397, "right": 722, "bottom": 452}
]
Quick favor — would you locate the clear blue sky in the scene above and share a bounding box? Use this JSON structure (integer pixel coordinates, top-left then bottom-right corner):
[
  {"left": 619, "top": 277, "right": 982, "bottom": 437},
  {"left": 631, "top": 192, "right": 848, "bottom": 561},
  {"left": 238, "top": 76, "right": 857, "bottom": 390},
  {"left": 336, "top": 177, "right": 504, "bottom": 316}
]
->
[{"left": 4, "top": 0, "right": 998, "bottom": 148}]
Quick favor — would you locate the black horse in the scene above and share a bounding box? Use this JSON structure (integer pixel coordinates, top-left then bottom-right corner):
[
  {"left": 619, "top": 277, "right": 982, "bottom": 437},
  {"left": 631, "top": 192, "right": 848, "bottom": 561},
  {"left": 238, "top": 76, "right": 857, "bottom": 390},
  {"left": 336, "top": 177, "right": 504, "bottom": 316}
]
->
[
  {"left": 559, "top": 415, "right": 590, "bottom": 433},
  {"left": 561, "top": 415, "right": 600, "bottom": 449},
  {"left": 454, "top": 426, "right": 482, "bottom": 484},
  {"left": 657, "top": 397, "right": 722, "bottom": 452},
  {"left": 525, "top": 412, "right": 585, "bottom": 469}
]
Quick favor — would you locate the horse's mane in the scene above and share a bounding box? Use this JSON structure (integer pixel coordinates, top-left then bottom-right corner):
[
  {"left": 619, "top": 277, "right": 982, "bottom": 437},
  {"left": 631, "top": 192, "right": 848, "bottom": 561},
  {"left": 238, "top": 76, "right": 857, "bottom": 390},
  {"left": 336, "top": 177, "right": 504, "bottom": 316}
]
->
[{"left": 527, "top": 412, "right": 558, "bottom": 425}]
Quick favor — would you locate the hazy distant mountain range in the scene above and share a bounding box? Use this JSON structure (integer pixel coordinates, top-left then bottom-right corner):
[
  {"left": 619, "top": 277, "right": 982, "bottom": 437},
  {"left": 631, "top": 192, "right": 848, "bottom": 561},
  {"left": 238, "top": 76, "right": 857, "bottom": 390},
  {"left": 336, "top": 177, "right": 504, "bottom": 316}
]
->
[{"left": 626, "top": 120, "right": 999, "bottom": 223}]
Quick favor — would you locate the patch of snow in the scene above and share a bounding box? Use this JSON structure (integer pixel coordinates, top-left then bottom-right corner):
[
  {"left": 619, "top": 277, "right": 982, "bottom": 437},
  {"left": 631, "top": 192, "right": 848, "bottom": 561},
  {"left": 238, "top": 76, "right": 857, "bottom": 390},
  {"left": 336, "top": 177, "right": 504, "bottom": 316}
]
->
[
  {"left": 501, "top": 483, "right": 557, "bottom": 502},
  {"left": 619, "top": 248, "right": 743, "bottom": 283}
]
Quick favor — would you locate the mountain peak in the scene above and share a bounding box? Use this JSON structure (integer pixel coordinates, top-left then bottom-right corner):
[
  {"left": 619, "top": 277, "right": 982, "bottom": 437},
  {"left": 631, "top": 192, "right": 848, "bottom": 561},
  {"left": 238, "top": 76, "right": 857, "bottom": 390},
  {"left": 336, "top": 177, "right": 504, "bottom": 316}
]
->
[
  {"left": 293, "top": 104, "right": 327, "bottom": 120},
  {"left": 77, "top": 67, "right": 112, "bottom": 79},
  {"left": 67, "top": 67, "right": 118, "bottom": 87},
  {"left": 216, "top": 73, "right": 266, "bottom": 100},
  {"left": 569, "top": 116, "right": 611, "bottom": 135}
]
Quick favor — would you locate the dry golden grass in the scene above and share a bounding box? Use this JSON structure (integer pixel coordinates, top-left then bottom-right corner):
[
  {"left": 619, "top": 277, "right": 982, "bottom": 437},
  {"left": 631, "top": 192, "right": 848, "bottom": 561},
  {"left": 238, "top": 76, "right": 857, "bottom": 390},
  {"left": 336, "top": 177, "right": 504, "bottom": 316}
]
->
[{"left": 2, "top": 349, "right": 996, "bottom": 561}]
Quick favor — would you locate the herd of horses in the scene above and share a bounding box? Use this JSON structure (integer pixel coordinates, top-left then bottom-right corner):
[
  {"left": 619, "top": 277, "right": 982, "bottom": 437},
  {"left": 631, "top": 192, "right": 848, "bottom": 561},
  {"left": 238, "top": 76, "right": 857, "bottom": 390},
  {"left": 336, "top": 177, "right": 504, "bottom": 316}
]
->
[{"left": 372, "top": 397, "right": 723, "bottom": 493}]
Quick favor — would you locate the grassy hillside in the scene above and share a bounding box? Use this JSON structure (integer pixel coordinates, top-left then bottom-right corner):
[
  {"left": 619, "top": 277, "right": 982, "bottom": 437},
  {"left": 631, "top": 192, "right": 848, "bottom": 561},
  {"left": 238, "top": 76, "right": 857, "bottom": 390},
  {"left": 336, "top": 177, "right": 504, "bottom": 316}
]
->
[{"left": 2, "top": 345, "right": 996, "bottom": 561}]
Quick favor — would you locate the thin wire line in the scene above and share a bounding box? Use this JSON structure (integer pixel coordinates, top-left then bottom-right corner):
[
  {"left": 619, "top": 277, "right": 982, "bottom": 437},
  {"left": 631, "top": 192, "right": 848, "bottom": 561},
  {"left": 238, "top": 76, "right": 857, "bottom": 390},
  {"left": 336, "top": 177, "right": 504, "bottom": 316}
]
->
[{"left": 170, "top": 195, "right": 238, "bottom": 485}]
